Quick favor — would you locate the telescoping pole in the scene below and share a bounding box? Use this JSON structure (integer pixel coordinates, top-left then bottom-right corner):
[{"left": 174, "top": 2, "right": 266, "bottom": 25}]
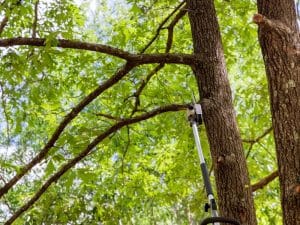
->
[
  {"left": 187, "top": 104, "right": 219, "bottom": 225},
  {"left": 187, "top": 103, "right": 240, "bottom": 225},
  {"left": 191, "top": 121, "right": 219, "bottom": 219}
]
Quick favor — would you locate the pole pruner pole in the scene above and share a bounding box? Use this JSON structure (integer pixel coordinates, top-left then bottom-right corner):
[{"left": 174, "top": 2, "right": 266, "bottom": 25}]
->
[{"left": 187, "top": 102, "right": 240, "bottom": 225}]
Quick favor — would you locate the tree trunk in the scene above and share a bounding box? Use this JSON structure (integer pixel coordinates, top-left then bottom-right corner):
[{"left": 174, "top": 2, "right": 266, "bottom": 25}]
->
[
  {"left": 186, "top": 1, "right": 257, "bottom": 224},
  {"left": 255, "top": 1, "right": 300, "bottom": 224}
]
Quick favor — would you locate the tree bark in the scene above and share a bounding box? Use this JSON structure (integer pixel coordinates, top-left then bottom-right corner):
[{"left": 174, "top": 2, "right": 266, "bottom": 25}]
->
[
  {"left": 255, "top": 0, "right": 300, "bottom": 224},
  {"left": 186, "top": 0, "right": 257, "bottom": 224}
]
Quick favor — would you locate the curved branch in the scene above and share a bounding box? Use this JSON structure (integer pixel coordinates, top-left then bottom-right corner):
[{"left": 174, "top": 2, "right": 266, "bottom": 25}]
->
[
  {"left": 140, "top": 1, "right": 185, "bottom": 53},
  {"left": 0, "top": 16, "right": 8, "bottom": 35},
  {"left": 4, "top": 103, "right": 188, "bottom": 225},
  {"left": 130, "top": 63, "right": 165, "bottom": 116},
  {"left": 0, "top": 62, "right": 135, "bottom": 198},
  {"left": 0, "top": 0, "right": 22, "bottom": 36},
  {"left": 242, "top": 126, "right": 273, "bottom": 144},
  {"left": 166, "top": 6, "right": 187, "bottom": 52},
  {"left": 0, "top": 37, "right": 197, "bottom": 65},
  {"left": 251, "top": 170, "right": 279, "bottom": 192},
  {"left": 130, "top": 7, "right": 187, "bottom": 115}
]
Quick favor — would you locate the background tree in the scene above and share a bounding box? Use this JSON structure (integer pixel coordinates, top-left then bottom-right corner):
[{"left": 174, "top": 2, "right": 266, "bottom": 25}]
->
[
  {"left": 254, "top": 0, "right": 300, "bottom": 224},
  {"left": 0, "top": 0, "right": 287, "bottom": 224}
]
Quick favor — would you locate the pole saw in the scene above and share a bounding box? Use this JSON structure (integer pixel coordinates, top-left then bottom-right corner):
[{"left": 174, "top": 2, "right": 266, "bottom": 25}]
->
[{"left": 187, "top": 101, "right": 240, "bottom": 225}]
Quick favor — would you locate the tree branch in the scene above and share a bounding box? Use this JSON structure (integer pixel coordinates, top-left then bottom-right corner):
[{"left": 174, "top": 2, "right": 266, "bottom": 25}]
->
[
  {"left": 0, "top": 14, "right": 195, "bottom": 198},
  {"left": 0, "top": 62, "right": 135, "bottom": 198},
  {"left": 130, "top": 63, "right": 165, "bottom": 116},
  {"left": 129, "top": 7, "right": 187, "bottom": 115},
  {"left": 0, "top": 82, "right": 10, "bottom": 144},
  {"left": 0, "top": 37, "right": 197, "bottom": 65},
  {"left": 95, "top": 113, "right": 123, "bottom": 121},
  {"left": 0, "top": 0, "right": 22, "bottom": 36},
  {"left": 242, "top": 126, "right": 273, "bottom": 144},
  {"left": 0, "top": 16, "right": 8, "bottom": 36},
  {"left": 32, "top": 0, "right": 39, "bottom": 38},
  {"left": 140, "top": 1, "right": 185, "bottom": 53},
  {"left": 251, "top": 170, "right": 279, "bottom": 192},
  {"left": 166, "top": 6, "right": 187, "bottom": 52},
  {"left": 4, "top": 103, "right": 188, "bottom": 225}
]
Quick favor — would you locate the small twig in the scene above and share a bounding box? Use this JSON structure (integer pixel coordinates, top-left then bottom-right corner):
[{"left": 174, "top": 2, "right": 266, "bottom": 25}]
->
[
  {"left": 121, "top": 126, "right": 130, "bottom": 176},
  {"left": 95, "top": 113, "right": 123, "bottom": 121},
  {"left": 251, "top": 170, "right": 279, "bottom": 192},
  {"left": 245, "top": 143, "right": 254, "bottom": 159},
  {"left": 242, "top": 126, "right": 273, "bottom": 144},
  {"left": 0, "top": 83, "right": 10, "bottom": 144},
  {"left": 0, "top": 16, "right": 8, "bottom": 36},
  {"left": 32, "top": 0, "right": 39, "bottom": 38},
  {"left": 130, "top": 63, "right": 165, "bottom": 116}
]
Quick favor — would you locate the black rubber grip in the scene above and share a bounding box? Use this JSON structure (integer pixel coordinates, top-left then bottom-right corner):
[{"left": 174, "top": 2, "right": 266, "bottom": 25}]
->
[
  {"left": 200, "top": 163, "right": 213, "bottom": 196},
  {"left": 200, "top": 217, "right": 240, "bottom": 225}
]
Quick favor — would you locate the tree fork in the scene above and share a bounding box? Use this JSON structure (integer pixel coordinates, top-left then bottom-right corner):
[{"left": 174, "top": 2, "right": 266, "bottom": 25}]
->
[{"left": 186, "top": 0, "right": 257, "bottom": 224}]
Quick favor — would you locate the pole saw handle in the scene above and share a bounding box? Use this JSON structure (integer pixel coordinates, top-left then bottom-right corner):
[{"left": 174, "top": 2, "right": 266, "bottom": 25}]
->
[{"left": 200, "top": 217, "right": 241, "bottom": 225}]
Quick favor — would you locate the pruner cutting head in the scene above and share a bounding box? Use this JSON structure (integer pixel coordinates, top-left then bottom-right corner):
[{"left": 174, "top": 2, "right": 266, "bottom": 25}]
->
[{"left": 187, "top": 103, "right": 203, "bottom": 126}]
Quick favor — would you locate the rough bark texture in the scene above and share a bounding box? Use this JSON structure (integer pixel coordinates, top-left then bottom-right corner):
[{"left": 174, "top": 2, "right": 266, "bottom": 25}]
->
[
  {"left": 186, "top": 0, "right": 257, "bottom": 224},
  {"left": 256, "top": 1, "right": 300, "bottom": 224}
]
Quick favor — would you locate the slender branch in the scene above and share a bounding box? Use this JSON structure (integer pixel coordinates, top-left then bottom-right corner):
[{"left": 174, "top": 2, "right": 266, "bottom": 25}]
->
[
  {"left": 0, "top": 62, "right": 135, "bottom": 198},
  {"left": 251, "top": 170, "right": 279, "bottom": 192},
  {"left": 32, "top": 0, "right": 39, "bottom": 38},
  {"left": 95, "top": 113, "right": 123, "bottom": 121},
  {"left": 121, "top": 126, "right": 130, "bottom": 176},
  {"left": 4, "top": 103, "right": 188, "bottom": 225},
  {"left": 0, "top": 37, "right": 197, "bottom": 65},
  {"left": 140, "top": 1, "right": 185, "bottom": 53},
  {"left": 0, "top": 16, "right": 8, "bottom": 36},
  {"left": 130, "top": 63, "right": 165, "bottom": 116},
  {"left": 0, "top": 0, "right": 22, "bottom": 36},
  {"left": 0, "top": 82, "right": 10, "bottom": 144},
  {"left": 166, "top": 6, "right": 187, "bottom": 52},
  {"left": 245, "top": 143, "right": 254, "bottom": 159},
  {"left": 242, "top": 126, "right": 272, "bottom": 144},
  {"left": 130, "top": 7, "right": 187, "bottom": 115}
]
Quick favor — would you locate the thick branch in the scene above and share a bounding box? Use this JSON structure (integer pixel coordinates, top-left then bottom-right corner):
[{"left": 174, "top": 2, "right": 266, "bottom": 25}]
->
[
  {"left": 0, "top": 37, "right": 197, "bottom": 65},
  {"left": 4, "top": 103, "right": 188, "bottom": 225},
  {"left": 251, "top": 170, "right": 279, "bottom": 192},
  {"left": 0, "top": 62, "right": 135, "bottom": 198}
]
